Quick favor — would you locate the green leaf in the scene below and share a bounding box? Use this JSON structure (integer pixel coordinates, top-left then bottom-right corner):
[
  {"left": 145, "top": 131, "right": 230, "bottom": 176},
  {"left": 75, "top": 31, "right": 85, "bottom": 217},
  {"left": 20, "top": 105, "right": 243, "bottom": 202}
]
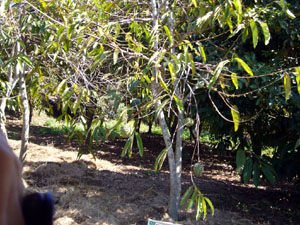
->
[
  {"left": 67, "top": 24, "right": 75, "bottom": 39},
  {"left": 121, "top": 134, "right": 134, "bottom": 158},
  {"left": 16, "top": 59, "right": 24, "bottom": 73},
  {"left": 198, "top": 43, "right": 206, "bottom": 63},
  {"left": 135, "top": 132, "right": 144, "bottom": 157},
  {"left": 243, "top": 158, "right": 253, "bottom": 184},
  {"left": 180, "top": 186, "right": 194, "bottom": 207},
  {"left": 154, "top": 99, "right": 169, "bottom": 121},
  {"left": 115, "top": 21, "right": 120, "bottom": 40},
  {"left": 250, "top": 19, "right": 258, "bottom": 48},
  {"left": 186, "top": 191, "right": 197, "bottom": 210},
  {"left": 17, "top": 40, "right": 26, "bottom": 49},
  {"left": 40, "top": 0, "right": 47, "bottom": 9},
  {"left": 183, "top": 40, "right": 193, "bottom": 50},
  {"left": 113, "top": 48, "right": 119, "bottom": 65},
  {"left": 148, "top": 51, "right": 160, "bottom": 65},
  {"left": 192, "top": 0, "right": 198, "bottom": 7},
  {"left": 92, "top": 0, "right": 101, "bottom": 8},
  {"left": 212, "top": 6, "right": 222, "bottom": 26},
  {"left": 284, "top": 72, "right": 291, "bottom": 101},
  {"left": 258, "top": 21, "right": 271, "bottom": 45},
  {"left": 168, "top": 62, "right": 176, "bottom": 83},
  {"left": 158, "top": 72, "right": 169, "bottom": 92},
  {"left": 234, "top": 57, "right": 254, "bottom": 76},
  {"left": 196, "top": 11, "right": 213, "bottom": 29},
  {"left": 90, "top": 52, "right": 107, "bottom": 72},
  {"left": 73, "top": 90, "right": 83, "bottom": 114},
  {"left": 286, "top": 9, "right": 296, "bottom": 19},
  {"left": 164, "top": 26, "right": 173, "bottom": 44},
  {"left": 253, "top": 161, "right": 260, "bottom": 187},
  {"left": 294, "top": 138, "right": 300, "bottom": 149},
  {"left": 295, "top": 67, "right": 300, "bottom": 95},
  {"left": 105, "top": 110, "right": 126, "bottom": 139},
  {"left": 274, "top": 0, "right": 286, "bottom": 10},
  {"left": 202, "top": 195, "right": 207, "bottom": 220},
  {"left": 196, "top": 195, "right": 203, "bottom": 221},
  {"left": 188, "top": 53, "right": 196, "bottom": 76},
  {"left": 184, "top": 47, "right": 189, "bottom": 69},
  {"left": 154, "top": 146, "right": 169, "bottom": 171},
  {"left": 236, "top": 149, "right": 246, "bottom": 174},
  {"left": 204, "top": 197, "right": 214, "bottom": 216},
  {"left": 62, "top": 101, "right": 69, "bottom": 115},
  {"left": 226, "top": 16, "right": 233, "bottom": 33},
  {"left": 208, "top": 60, "right": 230, "bottom": 88},
  {"left": 233, "top": 0, "right": 242, "bottom": 24},
  {"left": 228, "top": 24, "right": 245, "bottom": 39},
  {"left": 170, "top": 53, "right": 181, "bottom": 73},
  {"left": 231, "top": 73, "right": 239, "bottom": 89},
  {"left": 155, "top": 49, "right": 166, "bottom": 68},
  {"left": 261, "top": 164, "right": 275, "bottom": 184},
  {"left": 242, "top": 28, "right": 249, "bottom": 43},
  {"left": 173, "top": 95, "right": 184, "bottom": 111},
  {"left": 231, "top": 105, "right": 240, "bottom": 132},
  {"left": 57, "top": 26, "right": 66, "bottom": 39},
  {"left": 20, "top": 55, "right": 33, "bottom": 67}
]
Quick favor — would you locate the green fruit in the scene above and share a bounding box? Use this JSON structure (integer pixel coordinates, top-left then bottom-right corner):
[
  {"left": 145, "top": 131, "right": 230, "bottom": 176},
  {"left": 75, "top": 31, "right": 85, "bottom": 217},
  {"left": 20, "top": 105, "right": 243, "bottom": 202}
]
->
[
  {"left": 184, "top": 117, "right": 194, "bottom": 127},
  {"left": 193, "top": 162, "right": 204, "bottom": 177},
  {"left": 120, "top": 124, "right": 132, "bottom": 138}
]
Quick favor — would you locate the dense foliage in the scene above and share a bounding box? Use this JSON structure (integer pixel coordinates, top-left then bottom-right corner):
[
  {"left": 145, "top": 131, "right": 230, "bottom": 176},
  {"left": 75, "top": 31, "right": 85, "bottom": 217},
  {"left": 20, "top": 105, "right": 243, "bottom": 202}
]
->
[{"left": 0, "top": 0, "right": 299, "bottom": 221}]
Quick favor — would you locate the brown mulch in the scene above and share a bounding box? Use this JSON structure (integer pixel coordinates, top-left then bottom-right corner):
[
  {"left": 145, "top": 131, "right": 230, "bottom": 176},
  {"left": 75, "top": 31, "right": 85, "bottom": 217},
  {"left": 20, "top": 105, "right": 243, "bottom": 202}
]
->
[{"left": 6, "top": 116, "right": 300, "bottom": 225}]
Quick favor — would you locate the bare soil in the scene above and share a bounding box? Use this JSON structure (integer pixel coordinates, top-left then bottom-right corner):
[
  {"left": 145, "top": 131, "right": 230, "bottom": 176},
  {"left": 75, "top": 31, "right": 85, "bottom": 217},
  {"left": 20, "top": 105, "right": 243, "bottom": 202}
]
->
[{"left": 6, "top": 114, "right": 300, "bottom": 225}]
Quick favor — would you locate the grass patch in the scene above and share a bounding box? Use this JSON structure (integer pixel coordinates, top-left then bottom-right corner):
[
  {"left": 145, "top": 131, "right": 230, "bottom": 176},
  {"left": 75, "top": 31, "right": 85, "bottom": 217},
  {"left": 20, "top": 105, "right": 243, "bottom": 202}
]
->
[
  {"left": 37, "top": 115, "right": 215, "bottom": 143},
  {"left": 105, "top": 120, "right": 213, "bottom": 142},
  {"left": 7, "top": 132, "right": 20, "bottom": 140},
  {"left": 35, "top": 117, "right": 72, "bottom": 135},
  {"left": 200, "top": 131, "right": 214, "bottom": 143}
]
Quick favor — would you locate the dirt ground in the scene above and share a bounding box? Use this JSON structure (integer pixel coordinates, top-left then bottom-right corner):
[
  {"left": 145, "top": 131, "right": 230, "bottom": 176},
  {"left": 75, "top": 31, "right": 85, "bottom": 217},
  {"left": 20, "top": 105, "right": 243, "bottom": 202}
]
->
[{"left": 6, "top": 115, "right": 300, "bottom": 225}]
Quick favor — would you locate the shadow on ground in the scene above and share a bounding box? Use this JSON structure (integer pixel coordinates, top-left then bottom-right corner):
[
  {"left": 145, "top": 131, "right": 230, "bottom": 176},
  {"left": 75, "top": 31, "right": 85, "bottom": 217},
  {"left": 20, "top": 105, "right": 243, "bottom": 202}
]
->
[{"left": 7, "top": 119, "right": 300, "bottom": 224}]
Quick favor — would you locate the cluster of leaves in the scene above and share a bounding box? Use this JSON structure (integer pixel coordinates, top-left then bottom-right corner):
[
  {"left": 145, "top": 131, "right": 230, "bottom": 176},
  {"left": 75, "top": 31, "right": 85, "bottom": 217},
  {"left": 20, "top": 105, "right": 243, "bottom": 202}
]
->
[
  {"left": 176, "top": 0, "right": 300, "bottom": 185},
  {"left": 180, "top": 185, "right": 214, "bottom": 221},
  {"left": 1, "top": 0, "right": 299, "bottom": 221}
]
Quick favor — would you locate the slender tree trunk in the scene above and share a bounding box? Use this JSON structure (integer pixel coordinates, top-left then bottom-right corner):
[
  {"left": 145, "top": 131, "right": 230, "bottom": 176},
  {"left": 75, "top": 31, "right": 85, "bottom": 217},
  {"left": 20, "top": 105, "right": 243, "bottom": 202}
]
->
[
  {"left": 0, "top": 49, "right": 19, "bottom": 138},
  {"left": 148, "top": 119, "right": 153, "bottom": 134},
  {"left": 151, "top": 81, "right": 180, "bottom": 219},
  {"left": 150, "top": 0, "right": 184, "bottom": 220},
  {"left": 167, "top": 1, "right": 184, "bottom": 219},
  {"left": 85, "top": 107, "right": 94, "bottom": 146},
  {"left": 19, "top": 73, "right": 30, "bottom": 162},
  {"left": 17, "top": 42, "right": 30, "bottom": 163}
]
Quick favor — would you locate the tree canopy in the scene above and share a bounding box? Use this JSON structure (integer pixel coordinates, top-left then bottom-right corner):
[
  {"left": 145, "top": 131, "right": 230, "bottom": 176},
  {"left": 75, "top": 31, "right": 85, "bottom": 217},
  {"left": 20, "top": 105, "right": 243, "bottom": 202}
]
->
[{"left": 0, "top": 0, "right": 299, "bottom": 221}]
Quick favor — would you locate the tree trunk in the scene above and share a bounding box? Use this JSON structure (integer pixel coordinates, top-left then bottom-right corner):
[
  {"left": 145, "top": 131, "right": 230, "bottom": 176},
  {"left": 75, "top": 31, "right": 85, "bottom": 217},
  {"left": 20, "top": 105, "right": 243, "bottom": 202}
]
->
[
  {"left": 148, "top": 120, "right": 153, "bottom": 134},
  {"left": 150, "top": 0, "right": 183, "bottom": 220},
  {"left": 0, "top": 49, "right": 19, "bottom": 138},
  {"left": 152, "top": 81, "right": 180, "bottom": 220},
  {"left": 17, "top": 43, "right": 30, "bottom": 163},
  {"left": 19, "top": 74, "right": 30, "bottom": 163},
  {"left": 166, "top": 1, "right": 184, "bottom": 219},
  {"left": 85, "top": 107, "right": 94, "bottom": 146}
]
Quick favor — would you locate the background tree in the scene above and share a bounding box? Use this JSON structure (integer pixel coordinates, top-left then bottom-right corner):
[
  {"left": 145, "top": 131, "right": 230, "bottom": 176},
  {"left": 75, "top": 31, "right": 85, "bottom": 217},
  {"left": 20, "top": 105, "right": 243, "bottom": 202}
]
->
[{"left": 0, "top": 0, "right": 299, "bottom": 222}]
